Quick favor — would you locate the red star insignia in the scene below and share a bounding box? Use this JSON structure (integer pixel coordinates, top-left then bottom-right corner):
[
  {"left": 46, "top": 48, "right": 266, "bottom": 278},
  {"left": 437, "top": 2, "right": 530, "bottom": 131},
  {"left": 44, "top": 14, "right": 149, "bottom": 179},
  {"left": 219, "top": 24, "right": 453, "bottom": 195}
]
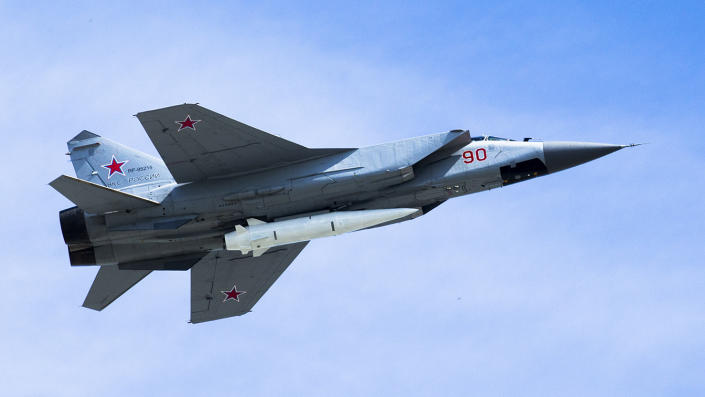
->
[
  {"left": 102, "top": 155, "right": 128, "bottom": 179},
  {"left": 221, "top": 284, "right": 247, "bottom": 302},
  {"left": 175, "top": 115, "right": 201, "bottom": 131}
]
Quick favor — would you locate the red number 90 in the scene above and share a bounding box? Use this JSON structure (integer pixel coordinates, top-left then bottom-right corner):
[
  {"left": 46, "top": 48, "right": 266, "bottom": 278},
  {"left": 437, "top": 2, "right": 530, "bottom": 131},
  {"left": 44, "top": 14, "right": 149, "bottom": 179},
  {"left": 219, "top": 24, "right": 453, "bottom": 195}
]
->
[{"left": 463, "top": 148, "right": 487, "bottom": 164}]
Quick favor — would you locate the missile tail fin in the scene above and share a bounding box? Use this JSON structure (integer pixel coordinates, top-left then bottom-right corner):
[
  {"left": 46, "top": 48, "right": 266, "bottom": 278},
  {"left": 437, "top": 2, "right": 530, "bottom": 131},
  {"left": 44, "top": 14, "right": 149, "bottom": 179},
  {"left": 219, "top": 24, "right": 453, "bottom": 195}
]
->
[{"left": 235, "top": 225, "right": 247, "bottom": 233}]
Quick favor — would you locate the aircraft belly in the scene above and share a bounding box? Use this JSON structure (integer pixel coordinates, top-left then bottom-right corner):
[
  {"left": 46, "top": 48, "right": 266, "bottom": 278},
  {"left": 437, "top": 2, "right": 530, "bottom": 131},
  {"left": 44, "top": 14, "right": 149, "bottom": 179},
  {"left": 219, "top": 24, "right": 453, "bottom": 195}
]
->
[
  {"left": 465, "top": 166, "right": 503, "bottom": 193},
  {"left": 89, "top": 236, "right": 224, "bottom": 268}
]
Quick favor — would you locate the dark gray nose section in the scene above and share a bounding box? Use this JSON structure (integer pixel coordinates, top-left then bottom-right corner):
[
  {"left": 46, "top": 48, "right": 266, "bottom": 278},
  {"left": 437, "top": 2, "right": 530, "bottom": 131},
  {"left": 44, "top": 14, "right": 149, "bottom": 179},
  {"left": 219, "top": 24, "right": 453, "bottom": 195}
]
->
[{"left": 542, "top": 141, "right": 624, "bottom": 174}]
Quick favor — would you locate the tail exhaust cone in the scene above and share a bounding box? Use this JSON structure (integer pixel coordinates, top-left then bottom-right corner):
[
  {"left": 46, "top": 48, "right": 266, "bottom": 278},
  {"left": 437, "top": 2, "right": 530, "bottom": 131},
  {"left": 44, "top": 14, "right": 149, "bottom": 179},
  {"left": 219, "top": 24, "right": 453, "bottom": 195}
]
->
[{"left": 543, "top": 142, "right": 623, "bottom": 174}]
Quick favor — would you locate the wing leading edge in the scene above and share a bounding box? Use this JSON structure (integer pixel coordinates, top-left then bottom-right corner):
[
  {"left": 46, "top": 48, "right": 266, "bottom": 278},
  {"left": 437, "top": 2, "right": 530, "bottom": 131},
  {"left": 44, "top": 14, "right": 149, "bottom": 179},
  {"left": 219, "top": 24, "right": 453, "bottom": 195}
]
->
[{"left": 190, "top": 242, "right": 308, "bottom": 323}]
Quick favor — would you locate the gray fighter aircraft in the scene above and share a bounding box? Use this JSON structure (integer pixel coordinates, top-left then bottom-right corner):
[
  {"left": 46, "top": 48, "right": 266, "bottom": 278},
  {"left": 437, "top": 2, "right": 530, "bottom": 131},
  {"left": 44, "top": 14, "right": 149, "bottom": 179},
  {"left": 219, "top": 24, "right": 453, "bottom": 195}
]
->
[{"left": 51, "top": 104, "right": 633, "bottom": 323}]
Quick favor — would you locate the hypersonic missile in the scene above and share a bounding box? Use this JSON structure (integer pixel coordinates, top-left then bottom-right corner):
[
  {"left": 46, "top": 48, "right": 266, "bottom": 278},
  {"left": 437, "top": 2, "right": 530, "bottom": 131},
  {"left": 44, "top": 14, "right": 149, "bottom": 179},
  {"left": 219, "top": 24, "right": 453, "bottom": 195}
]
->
[{"left": 224, "top": 208, "right": 418, "bottom": 256}]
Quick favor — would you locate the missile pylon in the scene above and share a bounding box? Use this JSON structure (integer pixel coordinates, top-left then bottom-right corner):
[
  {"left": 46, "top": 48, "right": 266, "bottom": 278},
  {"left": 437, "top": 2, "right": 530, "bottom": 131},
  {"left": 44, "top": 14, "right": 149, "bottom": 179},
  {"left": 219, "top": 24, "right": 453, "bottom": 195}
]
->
[{"left": 224, "top": 208, "right": 418, "bottom": 257}]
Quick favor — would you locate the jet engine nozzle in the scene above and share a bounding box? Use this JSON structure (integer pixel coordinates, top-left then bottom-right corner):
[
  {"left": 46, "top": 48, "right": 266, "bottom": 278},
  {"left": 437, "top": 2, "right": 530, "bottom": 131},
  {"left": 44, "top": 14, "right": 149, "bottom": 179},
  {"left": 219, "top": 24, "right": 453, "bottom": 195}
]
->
[
  {"left": 542, "top": 141, "right": 623, "bottom": 174},
  {"left": 59, "top": 206, "right": 91, "bottom": 246},
  {"left": 59, "top": 206, "right": 97, "bottom": 266}
]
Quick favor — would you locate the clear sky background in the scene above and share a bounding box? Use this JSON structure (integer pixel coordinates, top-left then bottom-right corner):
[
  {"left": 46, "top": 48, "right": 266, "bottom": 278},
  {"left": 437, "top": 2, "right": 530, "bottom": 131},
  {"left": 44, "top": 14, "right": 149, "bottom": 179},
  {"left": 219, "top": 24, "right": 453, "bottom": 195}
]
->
[{"left": 1, "top": 1, "right": 704, "bottom": 395}]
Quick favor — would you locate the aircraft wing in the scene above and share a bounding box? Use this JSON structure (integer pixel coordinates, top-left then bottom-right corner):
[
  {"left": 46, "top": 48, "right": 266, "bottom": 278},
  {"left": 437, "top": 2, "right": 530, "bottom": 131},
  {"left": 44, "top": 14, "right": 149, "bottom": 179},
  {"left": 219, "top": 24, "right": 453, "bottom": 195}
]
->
[
  {"left": 190, "top": 242, "right": 308, "bottom": 323},
  {"left": 136, "top": 104, "right": 349, "bottom": 183}
]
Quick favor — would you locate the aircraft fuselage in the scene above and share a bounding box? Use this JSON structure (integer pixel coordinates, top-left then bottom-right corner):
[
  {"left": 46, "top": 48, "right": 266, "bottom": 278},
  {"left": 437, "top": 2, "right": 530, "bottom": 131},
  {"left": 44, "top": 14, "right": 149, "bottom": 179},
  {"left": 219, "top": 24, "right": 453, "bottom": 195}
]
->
[{"left": 66, "top": 137, "right": 620, "bottom": 268}]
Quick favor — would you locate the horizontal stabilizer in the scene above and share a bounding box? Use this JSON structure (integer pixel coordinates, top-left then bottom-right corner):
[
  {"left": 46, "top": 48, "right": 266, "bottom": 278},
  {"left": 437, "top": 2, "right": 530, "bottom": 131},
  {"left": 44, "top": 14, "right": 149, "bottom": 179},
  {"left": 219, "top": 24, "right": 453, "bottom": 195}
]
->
[
  {"left": 49, "top": 175, "right": 159, "bottom": 214},
  {"left": 83, "top": 266, "right": 151, "bottom": 311}
]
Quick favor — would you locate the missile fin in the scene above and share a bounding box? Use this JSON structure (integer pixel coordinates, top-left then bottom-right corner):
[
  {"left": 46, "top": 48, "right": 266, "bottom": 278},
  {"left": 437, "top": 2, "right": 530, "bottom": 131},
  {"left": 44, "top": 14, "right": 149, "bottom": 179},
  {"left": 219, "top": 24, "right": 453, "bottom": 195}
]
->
[
  {"left": 252, "top": 248, "right": 268, "bottom": 257},
  {"left": 235, "top": 225, "right": 247, "bottom": 233},
  {"left": 247, "top": 218, "right": 267, "bottom": 226}
]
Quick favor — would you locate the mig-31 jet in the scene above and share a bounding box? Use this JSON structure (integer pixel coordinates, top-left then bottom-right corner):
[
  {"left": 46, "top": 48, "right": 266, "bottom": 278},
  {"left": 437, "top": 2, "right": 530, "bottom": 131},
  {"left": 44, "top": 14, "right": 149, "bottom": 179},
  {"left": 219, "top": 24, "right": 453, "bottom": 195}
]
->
[{"left": 50, "top": 104, "right": 634, "bottom": 323}]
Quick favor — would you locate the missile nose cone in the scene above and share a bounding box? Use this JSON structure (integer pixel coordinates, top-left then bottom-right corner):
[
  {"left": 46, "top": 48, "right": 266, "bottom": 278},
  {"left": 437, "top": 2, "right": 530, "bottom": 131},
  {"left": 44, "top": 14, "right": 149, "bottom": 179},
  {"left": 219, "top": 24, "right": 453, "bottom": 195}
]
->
[{"left": 542, "top": 141, "right": 624, "bottom": 174}]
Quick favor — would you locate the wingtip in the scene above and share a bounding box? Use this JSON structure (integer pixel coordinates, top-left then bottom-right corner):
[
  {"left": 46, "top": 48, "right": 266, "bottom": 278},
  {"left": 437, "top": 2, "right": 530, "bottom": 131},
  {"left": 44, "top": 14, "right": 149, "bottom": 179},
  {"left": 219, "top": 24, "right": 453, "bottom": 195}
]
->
[
  {"left": 48, "top": 174, "right": 67, "bottom": 187},
  {"left": 621, "top": 143, "right": 647, "bottom": 148}
]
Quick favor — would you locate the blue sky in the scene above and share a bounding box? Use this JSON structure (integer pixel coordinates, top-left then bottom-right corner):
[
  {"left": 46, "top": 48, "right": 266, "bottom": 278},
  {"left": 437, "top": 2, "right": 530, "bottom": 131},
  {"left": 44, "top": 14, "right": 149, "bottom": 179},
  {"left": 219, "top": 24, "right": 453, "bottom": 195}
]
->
[{"left": 1, "top": 1, "right": 704, "bottom": 395}]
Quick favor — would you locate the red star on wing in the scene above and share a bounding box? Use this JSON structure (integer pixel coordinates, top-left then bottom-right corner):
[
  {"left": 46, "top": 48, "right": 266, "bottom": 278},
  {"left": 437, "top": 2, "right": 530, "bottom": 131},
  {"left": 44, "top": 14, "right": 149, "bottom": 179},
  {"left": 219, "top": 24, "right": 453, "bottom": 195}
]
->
[
  {"left": 175, "top": 115, "right": 201, "bottom": 131},
  {"left": 221, "top": 284, "right": 247, "bottom": 302},
  {"left": 102, "top": 155, "right": 128, "bottom": 179}
]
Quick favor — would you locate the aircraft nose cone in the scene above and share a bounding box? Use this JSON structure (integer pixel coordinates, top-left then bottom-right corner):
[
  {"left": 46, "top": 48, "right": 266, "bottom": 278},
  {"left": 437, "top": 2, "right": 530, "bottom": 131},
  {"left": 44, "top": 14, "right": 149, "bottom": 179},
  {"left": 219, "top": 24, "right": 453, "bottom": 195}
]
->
[{"left": 542, "top": 141, "right": 624, "bottom": 174}]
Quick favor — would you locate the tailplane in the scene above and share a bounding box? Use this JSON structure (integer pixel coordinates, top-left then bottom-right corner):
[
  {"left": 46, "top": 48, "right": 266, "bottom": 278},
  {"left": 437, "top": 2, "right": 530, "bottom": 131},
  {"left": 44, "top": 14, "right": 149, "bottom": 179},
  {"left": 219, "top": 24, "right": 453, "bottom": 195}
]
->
[
  {"left": 49, "top": 175, "right": 160, "bottom": 214},
  {"left": 83, "top": 266, "right": 151, "bottom": 311},
  {"left": 67, "top": 130, "right": 173, "bottom": 190}
]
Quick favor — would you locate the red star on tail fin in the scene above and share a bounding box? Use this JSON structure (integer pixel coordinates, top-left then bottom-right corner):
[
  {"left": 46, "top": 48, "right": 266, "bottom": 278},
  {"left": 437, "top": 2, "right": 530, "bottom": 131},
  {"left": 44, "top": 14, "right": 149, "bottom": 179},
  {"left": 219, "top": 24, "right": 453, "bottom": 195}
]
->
[{"left": 102, "top": 155, "right": 128, "bottom": 179}]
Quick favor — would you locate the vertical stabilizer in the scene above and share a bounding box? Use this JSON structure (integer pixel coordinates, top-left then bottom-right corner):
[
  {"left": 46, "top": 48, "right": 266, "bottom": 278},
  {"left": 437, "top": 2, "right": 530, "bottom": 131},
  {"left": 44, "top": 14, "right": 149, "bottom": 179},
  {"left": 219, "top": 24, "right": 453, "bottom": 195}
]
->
[{"left": 67, "top": 131, "right": 173, "bottom": 190}]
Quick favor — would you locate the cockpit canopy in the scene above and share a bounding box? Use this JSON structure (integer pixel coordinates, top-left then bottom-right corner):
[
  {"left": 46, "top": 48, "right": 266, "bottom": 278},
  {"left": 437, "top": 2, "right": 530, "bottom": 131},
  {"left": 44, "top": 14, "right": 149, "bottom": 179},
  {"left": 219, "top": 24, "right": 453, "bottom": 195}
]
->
[{"left": 471, "top": 135, "right": 515, "bottom": 142}]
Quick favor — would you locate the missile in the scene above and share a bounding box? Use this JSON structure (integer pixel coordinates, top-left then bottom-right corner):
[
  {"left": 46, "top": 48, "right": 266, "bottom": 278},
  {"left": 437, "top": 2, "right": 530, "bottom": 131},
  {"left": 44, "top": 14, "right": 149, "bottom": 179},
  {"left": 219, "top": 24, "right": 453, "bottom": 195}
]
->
[{"left": 224, "top": 208, "right": 418, "bottom": 257}]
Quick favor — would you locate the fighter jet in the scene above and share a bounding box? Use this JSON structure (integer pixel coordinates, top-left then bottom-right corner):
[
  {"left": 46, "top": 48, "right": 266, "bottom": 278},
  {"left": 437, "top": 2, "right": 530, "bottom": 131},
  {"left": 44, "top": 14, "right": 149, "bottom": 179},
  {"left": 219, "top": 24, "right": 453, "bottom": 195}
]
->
[{"left": 50, "top": 104, "right": 633, "bottom": 323}]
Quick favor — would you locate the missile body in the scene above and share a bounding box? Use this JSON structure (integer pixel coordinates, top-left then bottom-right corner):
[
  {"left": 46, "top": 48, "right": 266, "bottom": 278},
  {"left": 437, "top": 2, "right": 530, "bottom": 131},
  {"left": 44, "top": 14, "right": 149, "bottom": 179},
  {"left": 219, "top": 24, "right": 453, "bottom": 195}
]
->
[{"left": 224, "top": 208, "right": 418, "bottom": 257}]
